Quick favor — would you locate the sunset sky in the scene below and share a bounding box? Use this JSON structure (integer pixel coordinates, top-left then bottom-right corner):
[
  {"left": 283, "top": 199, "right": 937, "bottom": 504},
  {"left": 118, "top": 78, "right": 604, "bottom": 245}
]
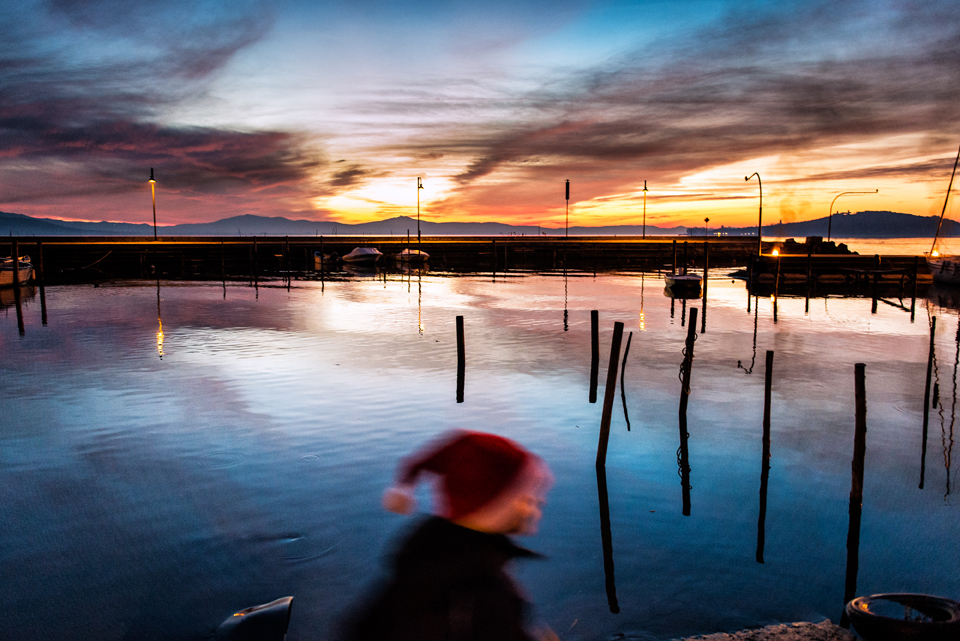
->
[{"left": 1, "top": 0, "right": 959, "bottom": 228}]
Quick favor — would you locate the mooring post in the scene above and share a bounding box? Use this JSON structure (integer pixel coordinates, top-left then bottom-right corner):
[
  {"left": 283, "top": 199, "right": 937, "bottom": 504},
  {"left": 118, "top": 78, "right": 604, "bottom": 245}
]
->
[
  {"left": 682, "top": 241, "right": 688, "bottom": 275},
  {"left": 920, "top": 316, "right": 936, "bottom": 489},
  {"left": 756, "top": 350, "right": 774, "bottom": 563},
  {"left": 672, "top": 240, "right": 677, "bottom": 273},
  {"left": 678, "top": 307, "right": 698, "bottom": 516},
  {"left": 253, "top": 236, "right": 258, "bottom": 288},
  {"left": 911, "top": 256, "right": 918, "bottom": 322},
  {"left": 701, "top": 242, "right": 709, "bottom": 334},
  {"left": 841, "top": 363, "right": 868, "bottom": 628},
  {"left": 221, "top": 241, "right": 225, "bottom": 283},
  {"left": 596, "top": 321, "right": 625, "bottom": 467},
  {"left": 590, "top": 310, "right": 600, "bottom": 403},
  {"left": 620, "top": 331, "right": 633, "bottom": 432},
  {"left": 806, "top": 244, "right": 813, "bottom": 285},
  {"left": 37, "top": 241, "right": 47, "bottom": 325},
  {"left": 456, "top": 315, "right": 465, "bottom": 403},
  {"left": 492, "top": 240, "right": 497, "bottom": 278},
  {"left": 11, "top": 238, "right": 20, "bottom": 288}
]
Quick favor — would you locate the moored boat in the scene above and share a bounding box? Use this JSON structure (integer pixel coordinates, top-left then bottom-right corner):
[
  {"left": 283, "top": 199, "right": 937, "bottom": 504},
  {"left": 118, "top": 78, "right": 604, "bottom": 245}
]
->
[
  {"left": 341, "top": 247, "right": 383, "bottom": 264},
  {"left": 664, "top": 272, "right": 702, "bottom": 288},
  {"left": 397, "top": 248, "right": 429, "bottom": 263},
  {"left": 0, "top": 256, "right": 34, "bottom": 287}
]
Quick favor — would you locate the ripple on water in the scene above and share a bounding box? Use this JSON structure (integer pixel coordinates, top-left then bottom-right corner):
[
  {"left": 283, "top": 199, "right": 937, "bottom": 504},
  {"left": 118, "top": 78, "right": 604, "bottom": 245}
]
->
[
  {"left": 275, "top": 526, "right": 339, "bottom": 563},
  {"left": 196, "top": 451, "right": 246, "bottom": 469}
]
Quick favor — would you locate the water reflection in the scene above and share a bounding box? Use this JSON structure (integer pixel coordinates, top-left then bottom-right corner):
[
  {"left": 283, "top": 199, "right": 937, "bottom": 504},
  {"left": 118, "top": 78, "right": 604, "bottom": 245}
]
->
[
  {"left": 156, "top": 280, "right": 164, "bottom": 359},
  {"left": 841, "top": 364, "right": 868, "bottom": 628},
  {"left": 756, "top": 351, "right": 774, "bottom": 564},
  {"left": 595, "top": 464, "right": 620, "bottom": 614},
  {"left": 738, "top": 296, "right": 759, "bottom": 374}
]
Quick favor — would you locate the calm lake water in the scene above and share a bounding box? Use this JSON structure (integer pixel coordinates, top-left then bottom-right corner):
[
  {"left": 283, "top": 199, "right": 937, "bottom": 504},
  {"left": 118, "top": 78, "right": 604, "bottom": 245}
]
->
[{"left": 2, "top": 267, "right": 957, "bottom": 641}]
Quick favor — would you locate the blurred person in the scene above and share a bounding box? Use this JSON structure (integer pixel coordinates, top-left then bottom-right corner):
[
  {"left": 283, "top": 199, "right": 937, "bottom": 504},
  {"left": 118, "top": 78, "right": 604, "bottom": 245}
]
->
[{"left": 338, "top": 430, "right": 556, "bottom": 641}]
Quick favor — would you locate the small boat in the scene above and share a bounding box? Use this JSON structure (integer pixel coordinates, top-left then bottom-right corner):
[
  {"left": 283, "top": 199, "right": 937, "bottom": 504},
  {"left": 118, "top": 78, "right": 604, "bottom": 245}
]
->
[
  {"left": 313, "top": 251, "right": 340, "bottom": 270},
  {"left": 664, "top": 272, "right": 702, "bottom": 288},
  {"left": 397, "top": 248, "right": 429, "bottom": 263},
  {"left": 845, "top": 593, "right": 960, "bottom": 641},
  {"left": 341, "top": 247, "right": 383, "bottom": 264},
  {"left": 1, "top": 255, "right": 34, "bottom": 287},
  {"left": 927, "top": 142, "right": 960, "bottom": 285}
]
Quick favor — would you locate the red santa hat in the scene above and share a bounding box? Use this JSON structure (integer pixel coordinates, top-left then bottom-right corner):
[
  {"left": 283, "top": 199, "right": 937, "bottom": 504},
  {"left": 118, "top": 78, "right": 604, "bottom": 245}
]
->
[{"left": 382, "top": 430, "right": 550, "bottom": 521}]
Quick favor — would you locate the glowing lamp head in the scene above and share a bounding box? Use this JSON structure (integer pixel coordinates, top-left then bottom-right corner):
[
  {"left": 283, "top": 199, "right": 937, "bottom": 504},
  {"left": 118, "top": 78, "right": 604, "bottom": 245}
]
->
[
  {"left": 932, "top": 250, "right": 940, "bottom": 257},
  {"left": 149, "top": 168, "right": 156, "bottom": 184},
  {"left": 772, "top": 248, "right": 780, "bottom": 256}
]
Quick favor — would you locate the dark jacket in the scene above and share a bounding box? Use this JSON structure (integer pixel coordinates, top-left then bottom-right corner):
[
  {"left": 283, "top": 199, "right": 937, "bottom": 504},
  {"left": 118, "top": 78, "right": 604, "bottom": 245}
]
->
[{"left": 339, "top": 516, "right": 541, "bottom": 641}]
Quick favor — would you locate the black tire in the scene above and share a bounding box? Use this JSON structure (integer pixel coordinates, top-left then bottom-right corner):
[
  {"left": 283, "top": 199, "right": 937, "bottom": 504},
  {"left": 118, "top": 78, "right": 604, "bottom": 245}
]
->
[{"left": 846, "top": 593, "right": 960, "bottom": 641}]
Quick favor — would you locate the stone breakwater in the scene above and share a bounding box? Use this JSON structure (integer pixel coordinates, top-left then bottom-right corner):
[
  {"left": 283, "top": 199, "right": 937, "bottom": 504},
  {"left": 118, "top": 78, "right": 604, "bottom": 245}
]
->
[{"left": 676, "top": 620, "right": 854, "bottom": 641}]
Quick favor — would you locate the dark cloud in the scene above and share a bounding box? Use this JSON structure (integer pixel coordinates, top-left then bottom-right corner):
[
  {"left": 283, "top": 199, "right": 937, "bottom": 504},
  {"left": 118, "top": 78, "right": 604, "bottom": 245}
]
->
[
  {"left": 382, "top": 0, "right": 960, "bottom": 193},
  {"left": 0, "top": 0, "right": 324, "bottom": 207},
  {"left": 329, "top": 164, "right": 370, "bottom": 187}
]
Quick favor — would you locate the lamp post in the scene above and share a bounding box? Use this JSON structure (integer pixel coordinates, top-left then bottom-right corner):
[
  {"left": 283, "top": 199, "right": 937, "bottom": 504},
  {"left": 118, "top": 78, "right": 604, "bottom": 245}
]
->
[
  {"left": 417, "top": 177, "right": 424, "bottom": 245},
  {"left": 827, "top": 190, "right": 877, "bottom": 242},
  {"left": 745, "top": 173, "right": 762, "bottom": 256},
  {"left": 642, "top": 180, "right": 648, "bottom": 239},
  {"left": 149, "top": 168, "right": 157, "bottom": 241},
  {"left": 565, "top": 179, "right": 570, "bottom": 238},
  {"left": 704, "top": 217, "right": 709, "bottom": 237}
]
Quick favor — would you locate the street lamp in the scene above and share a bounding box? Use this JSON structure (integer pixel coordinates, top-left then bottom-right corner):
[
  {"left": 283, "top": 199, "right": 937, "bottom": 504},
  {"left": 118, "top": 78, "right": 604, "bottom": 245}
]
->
[
  {"left": 417, "top": 177, "right": 424, "bottom": 244},
  {"left": 642, "top": 180, "right": 648, "bottom": 239},
  {"left": 149, "top": 168, "right": 157, "bottom": 240},
  {"left": 745, "top": 173, "right": 762, "bottom": 256},
  {"left": 827, "top": 190, "right": 877, "bottom": 242}
]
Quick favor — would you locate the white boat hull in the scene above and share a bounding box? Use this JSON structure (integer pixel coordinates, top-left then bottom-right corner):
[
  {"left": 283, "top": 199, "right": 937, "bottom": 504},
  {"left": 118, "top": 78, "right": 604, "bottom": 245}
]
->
[
  {"left": 928, "top": 258, "right": 960, "bottom": 286},
  {"left": 397, "top": 249, "right": 429, "bottom": 263},
  {"left": 0, "top": 266, "right": 33, "bottom": 287},
  {"left": 664, "top": 273, "right": 702, "bottom": 288},
  {"left": 342, "top": 248, "right": 383, "bottom": 264}
]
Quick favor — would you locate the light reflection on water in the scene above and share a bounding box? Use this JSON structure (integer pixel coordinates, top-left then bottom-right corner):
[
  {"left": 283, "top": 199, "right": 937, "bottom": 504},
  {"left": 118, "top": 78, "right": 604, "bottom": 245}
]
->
[{"left": 1, "top": 273, "right": 958, "bottom": 641}]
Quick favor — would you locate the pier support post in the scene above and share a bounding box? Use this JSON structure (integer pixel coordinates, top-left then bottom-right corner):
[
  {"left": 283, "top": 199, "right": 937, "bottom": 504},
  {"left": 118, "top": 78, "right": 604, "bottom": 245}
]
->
[
  {"left": 756, "top": 350, "right": 774, "bottom": 563},
  {"left": 37, "top": 241, "right": 47, "bottom": 325}
]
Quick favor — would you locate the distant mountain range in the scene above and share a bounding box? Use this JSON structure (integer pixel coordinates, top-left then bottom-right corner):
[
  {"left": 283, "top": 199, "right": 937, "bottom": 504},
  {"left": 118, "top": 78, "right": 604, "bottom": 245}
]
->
[{"left": 0, "top": 209, "right": 956, "bottom": 238}]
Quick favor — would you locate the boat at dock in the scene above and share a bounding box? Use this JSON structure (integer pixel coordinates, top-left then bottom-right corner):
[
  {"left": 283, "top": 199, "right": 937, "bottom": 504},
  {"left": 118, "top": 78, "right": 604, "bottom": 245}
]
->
[
  {"left": 927, "top": 143, "right": 960, "bottom": 285},
  {"left": 1, "top": 255, "right": 34, "bottom": 287},
  {"left": 664, "top": 272, "right": 702, "bottom": 288},
  {"left": 341, "top": 247, "right": 383, "bottom": 264},
  {"left": 397, "top": 248, "right": 429, "bottom": 263}
]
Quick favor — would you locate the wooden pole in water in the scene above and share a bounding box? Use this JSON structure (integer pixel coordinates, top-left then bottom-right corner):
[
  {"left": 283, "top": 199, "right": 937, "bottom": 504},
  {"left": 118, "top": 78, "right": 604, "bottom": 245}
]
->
[
  {"left": 701, "top": 242, "right": 709, "bottom": 334},
  {"left": 672, "top": 240, "right": 677, "bottom": 274},
  {"left": 456, "top": 315, "right": 465, "bottom": 403},
  {"left": 920, "top": 316, "right": 936, "bottom": 489},
  {"left": 590, "top": 310, "right": 600, "bottom": 403},
  {"left": 12, "top": 238, "right": 25, "bottom": 334},
  {"left": 620, "top": 331, "right": 633, "bottom": 432},
  {"left": 841, "top": 363, "right": 868, "bottom": 627},
  {"left": 596, "top": 321, "right": 625, "bottom": 467},
  {"left": 492, "top": 240, "right": 497, "bottom": 279},
  {"left": 910, "top": 256, "right": 918, "bottom": 322},
  {"left": 36, "top": 241, "right": 47, "bottom": 325},
  {"left": 678, "top": 307, "right": 698, "bottom": 516},
  {"left": 253, "top": 237, "right": 258, "bottom": 288},
  {"left": 682, "top": 241, "right": 688, "bottom": 275},
  {"left": 11, "top": 238, "right": 20, "bottom": 288},
  {"left": 756, "top": 350, "right": 774, "bottom": 563}
]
